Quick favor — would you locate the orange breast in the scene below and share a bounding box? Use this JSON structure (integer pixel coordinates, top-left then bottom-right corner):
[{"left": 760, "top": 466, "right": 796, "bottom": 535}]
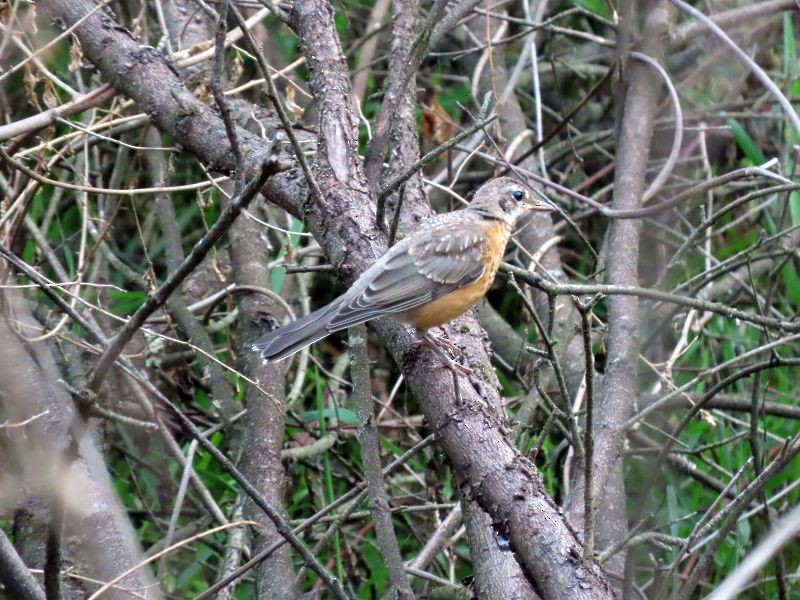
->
[{"left": 407, "top": 221, "right": 509, "bottom": 332}]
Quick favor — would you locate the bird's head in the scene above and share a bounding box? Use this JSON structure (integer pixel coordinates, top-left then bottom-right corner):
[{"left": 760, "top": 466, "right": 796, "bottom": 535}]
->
[{"left": 469, "top": 177, "right": 554, "bottom": 226}]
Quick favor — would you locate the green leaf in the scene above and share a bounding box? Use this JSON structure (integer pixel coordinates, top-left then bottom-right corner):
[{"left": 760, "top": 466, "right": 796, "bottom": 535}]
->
[
  {"left": 379, "top": 436, "right": 403, "bottom": 457},
  {"left": 666, "top": 485, "right": 679, "bottom": 538},
  {"left": 781, "top": 261, "right": 800, "bottom": 301},
  {"left": 296, "top": 407, "right": 358, "bottom": 425},
  {"left": 314, "top": 367, "right": 344, "bottom": 582},
  {"left": 22, "top": 239, "right": 35, "bottom": 266},
  {"left": 176, "top": 543, "right": 215, "bottom": 587},
  {"left": 271, "top": 218, "right": 306, "bottom": 293},
  {"left": 791, "top": 187, "right": 800, "bottom": 227},
  {"left": 108, "top": 289, "right": 146, "bottom": 314},
  {"left": 572, "top": 0, "right": 611, "bottom": 19},
  {"left": 727, "top": 118, "right": 767, "bottom": 165}
]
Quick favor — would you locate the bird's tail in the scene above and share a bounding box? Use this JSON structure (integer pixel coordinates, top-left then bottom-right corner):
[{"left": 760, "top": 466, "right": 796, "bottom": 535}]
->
[{"left": 252, "top": 303, "right": 338, "bottom": 363}]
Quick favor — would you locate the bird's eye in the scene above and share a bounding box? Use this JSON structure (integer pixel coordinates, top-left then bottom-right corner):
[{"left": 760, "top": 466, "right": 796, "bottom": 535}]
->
[{"left": 512, "top": 190, "right": 525, "bottom": 201}]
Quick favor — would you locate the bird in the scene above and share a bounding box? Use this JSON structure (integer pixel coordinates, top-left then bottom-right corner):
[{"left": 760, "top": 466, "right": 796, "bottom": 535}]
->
[{"left": 252, "top": 177, "right": 554, "bottom": 369}]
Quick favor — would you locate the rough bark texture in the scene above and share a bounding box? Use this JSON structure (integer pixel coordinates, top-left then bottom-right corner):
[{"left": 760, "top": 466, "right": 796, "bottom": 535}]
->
[
  {"left": 383, "top": 0, "right": 538, "bottom": 594},
  {"left": 7, "top": 1, "right": 799, "bottom": 597},
  {"left": 166, "top": 3, "right": 300, "bottom": 594},
  {"left": 41, "top": 1, "right": 289, "bottom": 204},
  {"left": 464, "top": 3, "right": 587, "bottom": 431},
  {"left": 0, "top": 527, "right": 46, "bottom": 600},
  {"left": 382, "top": 0, "right": 429, "bottom": 230},
  {"left": 289, "top": 0, "right": 613, "bottom": 595},
  {"left": 462, "top": 495, "right": 539, "bottom": 599}
]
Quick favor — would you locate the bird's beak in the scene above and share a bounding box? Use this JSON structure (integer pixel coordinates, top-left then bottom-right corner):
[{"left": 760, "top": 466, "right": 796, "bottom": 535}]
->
[{"left": 523, "top": 197, "right": 556, "bottom": 212}]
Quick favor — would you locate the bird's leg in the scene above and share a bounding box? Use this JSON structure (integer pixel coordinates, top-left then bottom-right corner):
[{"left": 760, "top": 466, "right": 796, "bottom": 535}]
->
[
  {"left": 419, "top": 331, "right": 473, "bottom": 377},
  {"left": 424, "top": 331, "right": 459, "bottom": 354}
]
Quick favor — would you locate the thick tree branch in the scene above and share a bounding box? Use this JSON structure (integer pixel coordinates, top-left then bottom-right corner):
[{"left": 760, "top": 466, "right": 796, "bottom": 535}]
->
[
  {"left": 563, "top": 0, "right": 676, "bottom": 555},
  {"left": 0, "top": 529, "right": 46, "bottom": 600}
]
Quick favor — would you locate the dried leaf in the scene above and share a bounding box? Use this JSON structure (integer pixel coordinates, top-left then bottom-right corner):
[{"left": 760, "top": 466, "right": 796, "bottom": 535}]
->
[
  {"left": 421, "top": 95, "right": 453, "bottom": 148},
  {"left": 42, "top": 79, "right": 58, "bottom": 109},
  {"left": 699, "top": 409, "right": 717, "bottom": 427},
  {"left": 282, "top": 239, "right": 294, "bottom": 263},
  {"left": 230, "top": 53, "right": 243, "bottom": 84},
  {"left": 68, "top": 34, "right": 84, "bottom": 72},
  {"left": 28, "top": 4, "right": 37, "bottom": 34},
  {"left": 23, "top": 63, "right": 41, "bottom": 110},
  {"left": 193, "top": 82, "right": 212, "bottom": 104},
  {"left": 285, "top": 85, "right": 304, "bottom": 121},
  {"left": 0, "top": 2, "right": 11, "bottom": 23},
  {"left": 188, "top": 40, "right": 214, "bottom": 55},
  {"left": 196, "top": 187, "right": 212, "bottom": 209},
  {"left": 131, "top": 16, "right": 142, "bottom": 39}
]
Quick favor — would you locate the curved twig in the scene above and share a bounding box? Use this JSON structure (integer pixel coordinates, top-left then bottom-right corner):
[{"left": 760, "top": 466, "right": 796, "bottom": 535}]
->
[{"left": 631, "top": 51, "right": 684, "bottom": 202}]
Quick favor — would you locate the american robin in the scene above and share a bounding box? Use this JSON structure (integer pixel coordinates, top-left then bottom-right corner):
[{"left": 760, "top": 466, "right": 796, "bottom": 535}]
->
[{"left": 253, "top": 177, "right": 553, "bottom": 366}]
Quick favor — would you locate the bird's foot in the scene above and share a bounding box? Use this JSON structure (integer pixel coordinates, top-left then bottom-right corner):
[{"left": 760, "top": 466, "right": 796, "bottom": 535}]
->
[
  {"left": 408, "top": 338, "right": 427, "bottom": 352},
  {"left": 409, "top": 332, "right": 458, "bottom": 353},
  {"left": 425, "top": 331, "right": 459, "bottom": 354},
  {"left": 421, "top": 332, "right": 473, "bottom": 377},
  {"left": 430, "top": 356, "right": 474, "bottom": 377}
]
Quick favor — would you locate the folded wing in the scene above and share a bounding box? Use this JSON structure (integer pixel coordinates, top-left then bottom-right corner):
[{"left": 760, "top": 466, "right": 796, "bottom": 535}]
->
[{"left": 327, "top": 220, "right": 487, "bottom": 330}]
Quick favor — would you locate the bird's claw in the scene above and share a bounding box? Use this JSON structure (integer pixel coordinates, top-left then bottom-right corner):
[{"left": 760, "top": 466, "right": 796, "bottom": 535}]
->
[
  {"left": 425, "top": 332, "right": 459, "bottom": 354},
  {"left": 413, "top": 332, "right": 473, "bottom": 378},
  {"left": 429, "top": 357, "right": 474, "bottom": 377}
]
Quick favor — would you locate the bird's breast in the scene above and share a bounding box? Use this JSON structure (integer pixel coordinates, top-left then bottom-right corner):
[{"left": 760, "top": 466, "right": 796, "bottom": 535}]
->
[{"left": 406, "top": 220, "right": 510, "bottom": 332}]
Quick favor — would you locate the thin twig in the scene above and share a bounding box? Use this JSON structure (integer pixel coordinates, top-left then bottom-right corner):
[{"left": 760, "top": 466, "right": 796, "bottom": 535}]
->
[
  {"left": 652, "top": 457, "right": 754, "bottom": 596},
  {"left": 196, "top": 436, "right": 435, "bottom": 599},
  {"left": 377, "top": 110, "right": 497, "bottom": 205},
  {"left": 706, "top": 502, "right": 800, "bottom": 600},
  {"left": 509, "top": 274, "right": 584, "bottom": 457},
  {"left": 503, "top": 263, "right": 800, "bottom": 333},
  {"left": 150, "top": 391, "right": 351, "bottom": 600},
  {"left": 0, "top": 147, "right": 228, "bottom": 198},
  {"left": 364, "top": 0, "right": 449, "bottom": 197},
  {"left": 210, "top": 0, "right": 244, "bottom": 193},
  {"left": 630, "top": 51, "right": 684, "bottom": 202},
  {"left": 387, "top": 183, "right": 406, "bottom": 246},
  {"left": 86, "top": 521, "right": 260, "bottom": 600},
  {"left": 680, "top": 434, "right": 800, "bottom": 599},
  {"left": 85, "top": 163, "right": 274, "bottom": 393},
  {"left": 576, "top": 299, "right": 596, "bottom": 561},
  {"left": 230, "top": 5, "right": 323, "bottom": 204}
]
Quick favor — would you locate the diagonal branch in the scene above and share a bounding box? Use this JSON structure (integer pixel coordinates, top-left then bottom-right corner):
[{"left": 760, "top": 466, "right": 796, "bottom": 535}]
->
[
  {"left": 85, "top": 162, "right": 276, "bottom": 392},
  {"left": 289, "top": 0, "right": 613, "bottom": 596}
]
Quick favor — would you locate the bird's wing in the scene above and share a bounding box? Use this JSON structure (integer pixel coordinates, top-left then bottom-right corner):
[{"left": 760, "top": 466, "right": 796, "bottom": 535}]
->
[{"left": 327, "top": 219, "right": 487, "bottom": 330}]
